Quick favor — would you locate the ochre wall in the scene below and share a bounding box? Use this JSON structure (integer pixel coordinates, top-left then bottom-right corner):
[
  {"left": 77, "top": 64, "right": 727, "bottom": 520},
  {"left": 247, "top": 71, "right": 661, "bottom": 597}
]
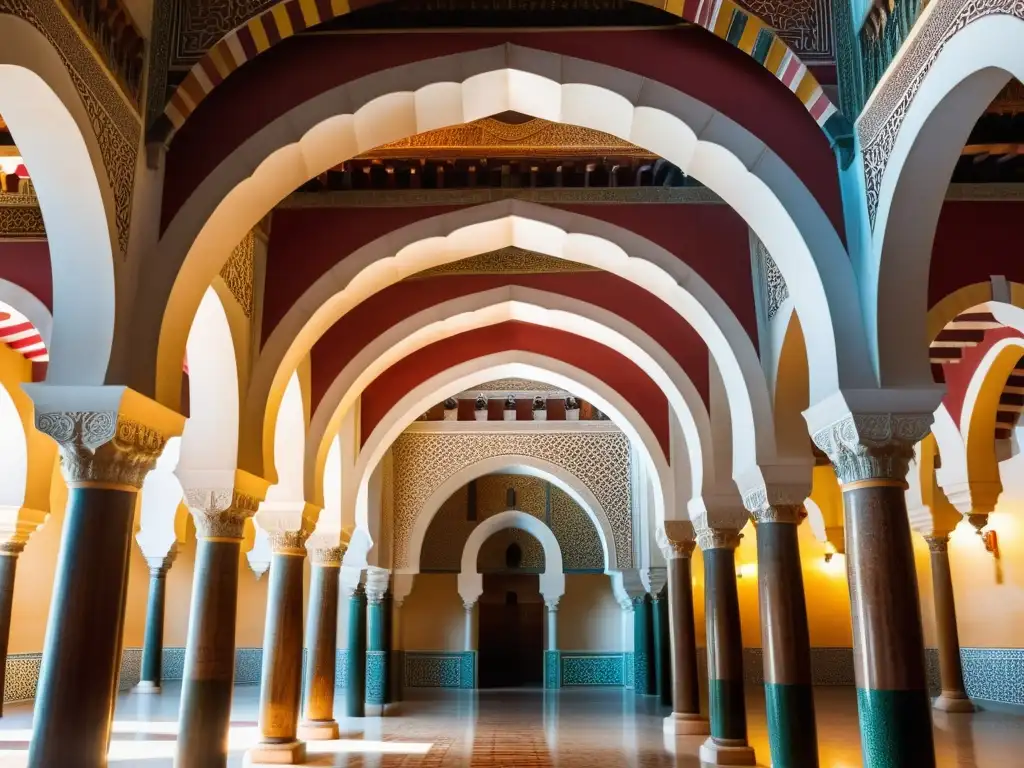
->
[{"left": 558, "top": 574, "right": 625, "bottom": 651}]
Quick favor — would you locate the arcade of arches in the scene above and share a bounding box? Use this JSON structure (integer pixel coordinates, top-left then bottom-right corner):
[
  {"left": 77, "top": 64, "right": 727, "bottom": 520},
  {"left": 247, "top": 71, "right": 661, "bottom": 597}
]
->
[{"left": 0, "top": 1, "right": 1023, "bottom": 766}]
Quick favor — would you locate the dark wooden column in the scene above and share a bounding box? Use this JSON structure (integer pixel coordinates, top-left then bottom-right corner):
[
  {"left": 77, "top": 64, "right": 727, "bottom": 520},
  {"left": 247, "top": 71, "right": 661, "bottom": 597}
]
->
[
  {"left": 925, "top": 533, "right": 975, "bottom": 712},
  {"left": 28, "top": 411, "right": 172, "bottom": 768},
  {"left": 246, "top": 532, "right": 308, "bottom": 764},
  {"left": 662, "top": 537, "right": 708, "bottom": 736},
  {"left": 299, "top": 545, "right": 344, "bottom": 739},
  {"left": 814, "top": 414, "right": 936, "bottom": 767},
  {"left": 698, "top": 527, "right": 755, "bottom": 767},
  {"left": 0, "top": 542, "right": 24, "bottom": 717},
  {"left": 135, "top": 548, "right": 176, "bottom": 693},
  {"left": 176, "top": 490, "right": 260, "bottom": 768},
  {"left": 749, "top": 502, "right": 818, "bottom": 768}
]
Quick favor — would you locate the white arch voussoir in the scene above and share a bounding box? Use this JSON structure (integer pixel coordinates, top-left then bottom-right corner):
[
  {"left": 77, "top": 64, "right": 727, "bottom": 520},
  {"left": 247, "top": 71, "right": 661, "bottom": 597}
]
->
[
  {"left": 871, "top": 14, "right": 1024, "bottom": 388},
  {"left": 0, "top": 15, "right": 117, "bottom": 385},
  {"left": 409, "top": 455, "right": 613, "bottom": 575},
  {"left": 458, "top": 510, "right": 565, "bottom": 605},
  {"left": 352, "top": 352, "right": 671, "bottom": 536},
  {"left": 263, "top": 205, "right": 763, "bottom": 494},
  {"left": 155, "top": 45, "right": 866, "bottom": 434},
  {"left": 305, "top": 286, "right": 712, "bottom": 510}
]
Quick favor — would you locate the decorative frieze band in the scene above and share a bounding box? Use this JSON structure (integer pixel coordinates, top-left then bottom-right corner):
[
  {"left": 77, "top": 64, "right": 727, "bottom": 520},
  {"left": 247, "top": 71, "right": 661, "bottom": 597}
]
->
[
  {"left": 37, "top": 411, "right": 169, "bottom": 490},
  {"left": 811, "top": 413, "right": 933, "bottom": 485}
]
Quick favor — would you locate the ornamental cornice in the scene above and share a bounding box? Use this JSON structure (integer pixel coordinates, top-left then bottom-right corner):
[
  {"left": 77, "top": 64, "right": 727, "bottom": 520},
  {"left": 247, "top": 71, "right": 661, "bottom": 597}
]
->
[
  {"left": 695, "top": 527, "right": 743, "bottom": 552},
  {"left": 37, "top": 411, "right": 169, "bottom": 491},
  {"left": 858, "top": 0, "right": 1024, "bottom": 226},
  {"left": 811, "top": 412, "right": 933, "bottom": 486}
]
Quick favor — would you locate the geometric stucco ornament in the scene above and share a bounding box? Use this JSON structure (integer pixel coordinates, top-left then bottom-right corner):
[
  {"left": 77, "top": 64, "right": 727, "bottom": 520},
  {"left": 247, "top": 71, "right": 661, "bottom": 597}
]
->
[
  {"left": 36, "top": 411, "right": 169, "bottom": 490},
  {"left": 811, "top": 413, "right": 933, "bottom": 485}
]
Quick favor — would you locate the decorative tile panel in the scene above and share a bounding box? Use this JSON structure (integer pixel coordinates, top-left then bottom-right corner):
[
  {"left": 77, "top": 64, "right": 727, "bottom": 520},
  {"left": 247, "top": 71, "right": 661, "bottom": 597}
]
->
[
  {"left": 233, "top": 648, "right": 263, "bottom": 684},
  {"left": 162, "top": 647, "right": 186, "bottom": 681},
  {"left": 560, "top": 652, "right": 626, "bottom": 687},
  {"left": 624, "top": 651, "right": 635, "bottom": 689},
  {"left": 335, "top": 649, "right": 349, "bottom": 690},
  {"left": 460, "top": 651, "right": 477, "bottom": 689},
  {"left": 117, "top": 647, "right": 142, "bottom": 691},
  {"left": 366, "top": 650, "right": 387, "bottom": 704},
  {"left": 405, "top": 652, "right": 465, "bottom": 688},
  {"left": 393, "top": 431, "right": 632, "bottom": 569},
  {"left": 3, "top": 653, "right": 41, "bottom": 703},
  {"left": 544, "top": 650, "right": 561, "bottom": 689},
  {"left": 962, "top": 648, "right": 1024, "bottom": 706}
]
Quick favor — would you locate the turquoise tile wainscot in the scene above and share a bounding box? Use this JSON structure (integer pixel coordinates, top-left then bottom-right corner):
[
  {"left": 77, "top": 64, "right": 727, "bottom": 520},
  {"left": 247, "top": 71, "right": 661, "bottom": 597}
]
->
[
  {"left": 544, "top": 650, "right": 561, "bottom": 689},
  {"left": 404, "top": 651, "right": 477, "bottom": 689},
  {"left": 624, "top": 651, "right": 635, "bottom": 689},
  {"left": 559, "top": 652, "right": 626, "bottom": 687}
]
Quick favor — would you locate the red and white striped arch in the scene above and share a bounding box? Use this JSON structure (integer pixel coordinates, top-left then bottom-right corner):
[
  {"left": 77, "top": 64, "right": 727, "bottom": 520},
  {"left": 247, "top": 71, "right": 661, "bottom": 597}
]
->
[{"left": 0, "top": 301, "right": 47, "bottom": 362}]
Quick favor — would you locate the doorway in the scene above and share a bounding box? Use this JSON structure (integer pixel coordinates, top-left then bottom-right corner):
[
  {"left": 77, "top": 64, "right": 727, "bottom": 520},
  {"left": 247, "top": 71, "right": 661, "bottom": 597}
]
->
[{"left": 477, "top": 573, "right": 544, "bottom": 687}]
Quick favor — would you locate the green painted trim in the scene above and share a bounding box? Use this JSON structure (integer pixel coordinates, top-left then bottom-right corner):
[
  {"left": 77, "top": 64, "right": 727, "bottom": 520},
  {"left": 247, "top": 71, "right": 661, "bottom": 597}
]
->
[
  {"left": 708, "top": 678, "right": 747, "bottom": 741},
  {"left": 856, "top": 688, "right": 935, "bottom": 767},
  {"left": 764, "top": 682, "right": 818, "bottom": 768}
]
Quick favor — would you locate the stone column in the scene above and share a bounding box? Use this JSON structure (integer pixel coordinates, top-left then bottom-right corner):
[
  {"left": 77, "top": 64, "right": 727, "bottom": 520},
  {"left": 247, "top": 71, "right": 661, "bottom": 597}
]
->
[
  {"left": 652, "top": 588, "right": 672, "bottom": 707},
  {"left": 299, "top": 545, "right": 344, "bottom": 740},
  {"left": 813, "top": 413, "right": 936, "bottom": 767},
  {"left": 544, "top": 598, "right": 560, "bottom": 689},
  {"left": 28, "top": 410, "right": 172, "bottom": 768},
  {"left": 747, "top": 499, "right": 818, "bottom": 768},
  {"left": 344, "top": 582, "right": 367, "bottom": 718},
  {"left": 365, "top": 568, "right": 390, "bottom": 716},
  {"left": 176, "top": 487, "right": 261, "bottom": 768},
  {"left": 632, "top": 595, "right": 654, "bottom": 695},
  {"left": 463, "top": 600, "right": 476, "bottom": 651},
  {"left": 662, "top": 537, "right": 707, "bottom": 736},
  {"left": 246, "top": 530, "right": 309, "bottom": 765},
  {"left": 135, "top": 547, "right": 177, "bottom": 693},
  {"left": 390, "top": 596, "right": 406, "bottom": 705},
  {"left": 926, "top": 533, "right": 975, "bottom": 712},
  {"left": 698, "top": 527, "right": 755, "bottom": 767},
  {"left": 0, "top": 542, "right": 24, "bottom": 718}
]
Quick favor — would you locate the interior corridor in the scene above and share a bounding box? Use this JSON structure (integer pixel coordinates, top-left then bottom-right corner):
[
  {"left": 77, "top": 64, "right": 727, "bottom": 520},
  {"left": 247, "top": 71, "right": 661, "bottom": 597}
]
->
[{"left": 0, "top": 684, "right": 1017, "bottom": 767}]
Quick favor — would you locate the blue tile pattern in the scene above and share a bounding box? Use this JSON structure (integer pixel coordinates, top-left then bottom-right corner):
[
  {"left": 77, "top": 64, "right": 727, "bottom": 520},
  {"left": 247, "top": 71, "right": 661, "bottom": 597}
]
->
[
  {"left": 405, "top": 652, "right": 464, "bottom": 687},
  {"left": 162, "top": 647, "right": 186, "bottom": 681},
  {"left": 962, "top": 648, "right": 1024, "bottom": 706},
  {"left": 624, "top": 652, "right": 635, "bottom": 689},
  {"left": 335, "top": 649, "right": 349, "bottom": 690},
  {"left": 366, "top": 650, "right": 387, "bottom": 704},
  {"left": 560, "top": 652, "right": 625, "bottom": 687},
  {"left": 460, "top": 651, "right": 477, "bottom": 689},
  {"left": 632, "top": 650, "right": 651, "bottom": 695},
  {"left": 233, "top": 648, "right": 263, "bottom": 684},
  {"left": 544, "top": 650, "right": 561, "bottom": 689}
]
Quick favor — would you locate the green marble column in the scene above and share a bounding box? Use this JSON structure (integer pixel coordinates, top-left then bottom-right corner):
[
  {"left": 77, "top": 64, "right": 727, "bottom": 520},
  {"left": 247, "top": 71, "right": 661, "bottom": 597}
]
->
[
  {"left": 345, "top": 583, "right": 367, "bottom": 718},
  {"left": 750, "top": 503, "right": 818, "bottom": 768},
  {"left": 246, "top": 533, "right": 308, "bottom": 765},
  {"left": 814, "top": 414, "right": 936, "bottom": 767},
  {"left": 0, "top": 543, "right": 23, "bottom": 719},
  {"left": 365, "top": 572, "right": 389, "bottom": 716},
  {"left": 631, "top": 595, "right": 654, "bottom": 695},
  {"left": 698, "top": 528, "right": 755, "bottom": 767},
  {"left": 652, "top": 588, "right": 672, "bottom": 707},
  {"left": 299, "top": 546, "right": 344, "bottom": 740},
  {"left": 135, "top": 549, "right": 176, "bottom": 693}
]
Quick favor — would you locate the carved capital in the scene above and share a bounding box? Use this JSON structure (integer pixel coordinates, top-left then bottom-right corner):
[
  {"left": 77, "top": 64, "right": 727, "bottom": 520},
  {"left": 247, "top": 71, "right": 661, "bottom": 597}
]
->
[
  {"left": 696, "top": 527, "right": 743, "bottom": 552},
  {"left": 38, "top": 412, "right": 169, "bottom": 490},
  {"left": 185, "top": 487, "right": 260, "bottom": 540},
  {"left": 811, "top": 413, "right": 932, "bottom": 486},
  {"left": 545, "top": 598, "right": 560, "bottom": 612},
  {"left": 925, "top": 534, "right": 950, "bottom": 553},
  {"left": 463, "top": 600, "right": 476, "bottom": 612},
  {"left": 146, "top": 544, "right": 177, "bottom": 577},
  {"left": 309, "top": 545, "right": 346, "bottom": 567},
  {"left": 268, "top": 529, "right": 310, "bottom": 556},
  {"left": 749, "top": 503, "right": 806, "bottom": 525},
  {"left": 667, "top": 539, "right": 696, "bottom": 559},
  {"left": 365, "top": 566, "right": 390, "bottom": 603},
  {"left": 0, "top": 541, "right": 26, "bottom": 557}
]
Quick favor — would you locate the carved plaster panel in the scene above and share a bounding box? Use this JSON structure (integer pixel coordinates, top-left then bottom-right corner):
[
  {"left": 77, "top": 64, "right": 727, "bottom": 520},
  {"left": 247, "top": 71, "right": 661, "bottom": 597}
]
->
[
  {"left": 391, "top": 431, "right": 632, "bottom": 569},
  {"left": 0, "top": 196, "right": 45, "bottom": 238},
  {"left": 754, "top": 236, "right": 789, "bottom": 322},
  {"left": 409, "top": 247, "right": 598, "bottom": 279},
  {"left": 858, "top": 0, "right": 1024, "bottom": 226},
  {"left": 219, "top": 231, "right": 255, "bottom": 318},
  {"left": 811, "top": 412, "right": 933, "bottom": 484}
]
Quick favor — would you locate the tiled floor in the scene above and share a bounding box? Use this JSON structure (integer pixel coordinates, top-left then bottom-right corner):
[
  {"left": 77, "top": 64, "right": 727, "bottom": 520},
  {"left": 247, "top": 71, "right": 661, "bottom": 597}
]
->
[{"left": 0, "top": 684, "right": 1020, "bottom": 766}]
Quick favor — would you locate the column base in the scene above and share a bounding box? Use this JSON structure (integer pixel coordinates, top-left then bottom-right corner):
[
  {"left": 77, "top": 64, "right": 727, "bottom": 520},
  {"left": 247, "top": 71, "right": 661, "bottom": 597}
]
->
[
  {"left": 297, "top": 719, "right": 340, "bottom": 740},
  {"left": 132, "top": 681, "right": 161, "bottom": 694},
  {"left": 365, "top": 703, "right": 384, "bottom": 717},
  {"left": 698, "top": 737, "right": 756, "bottom": 766},
  {"left": 243, "top": 740, "right": 307, "bottom": 765},
  {"left": 934, "top": 691, "right": 977, "bottom": 713},
  {"left": 663, "top": 712, "right": 709, "bottom": 736}
]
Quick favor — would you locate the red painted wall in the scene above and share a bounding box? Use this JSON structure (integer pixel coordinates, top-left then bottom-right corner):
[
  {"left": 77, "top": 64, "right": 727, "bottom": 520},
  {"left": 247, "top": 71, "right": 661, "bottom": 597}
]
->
[
  {"left": 0, "top": 241, "right": 52, "bottom": 310},
  {"left": 307, "top": 271, "right": 710, "bottom": 409},
  {"left": 359, "top": 321, "right": 670, "bottom": 455},
  {"left": 941, "top": 326, "right": 1024, "bottom": 427},
  {"left": 929, "top": 202, "right": 1024, "bottom": 308},
  {"left": 164, "top": 28, "right": 842, "bottom": 232},
  {"left": 264, "top": 203, "right": 757, "bottom": 346}
]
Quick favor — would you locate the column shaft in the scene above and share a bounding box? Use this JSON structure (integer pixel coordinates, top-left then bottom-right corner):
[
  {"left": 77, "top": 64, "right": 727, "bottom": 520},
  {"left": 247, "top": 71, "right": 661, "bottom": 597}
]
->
[
  {"left": 653, "top": 592, "right": 672, "bottom": 706},
  {"left": 366, "top": 595, "right": 388, "bottom": 714},
  {"left": 300, "top": 563, "right": 341, "bottom": 738},
  {"left": 664, "top": 551, "right": 707, "bottom": 735},
  {"left": 28, "top": 487, "right": 136, "bottom": 768},
  {"left": 176, "top": 539, "right": 242, "bottom": 768},
  {"left": 249, "top": 550, "right": 306, "bottom": 763},
  {"left": 845, "top": 484, "right": 935, "bottom": 766},
  {"left": 756, "top": 519, "right": 818, "bottom": 768},
  {"left": 345, "top": 587, "right": 367, "bottom": 718},
  {"left": 0, "top": 549, "right": 20, "bottom": 718},
  {"left": 632, "top": 596, "right": 654, "bottom": 695},
  {"left": 928, "top": 537, "right": 974, "bottom": 711},
  {"left": 704, "top": 547, "right": 746, "bottom": 741},
  {"left": 138, "top": 570, "right": 168, "bottom": 690}
]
